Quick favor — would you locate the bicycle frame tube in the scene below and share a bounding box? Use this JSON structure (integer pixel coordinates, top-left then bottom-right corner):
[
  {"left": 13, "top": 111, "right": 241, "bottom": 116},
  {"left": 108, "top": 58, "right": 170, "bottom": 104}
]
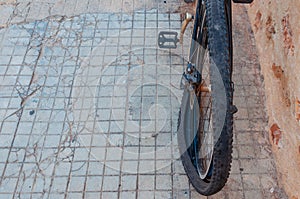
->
[{"left": 189, "top": 0, "right": 201, "bottom": 62}]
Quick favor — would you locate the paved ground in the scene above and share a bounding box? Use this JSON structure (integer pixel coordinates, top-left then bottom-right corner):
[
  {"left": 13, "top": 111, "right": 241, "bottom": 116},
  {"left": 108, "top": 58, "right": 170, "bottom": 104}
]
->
[{"left": 0, "top": 0, "right": 287, "bottom": 199}]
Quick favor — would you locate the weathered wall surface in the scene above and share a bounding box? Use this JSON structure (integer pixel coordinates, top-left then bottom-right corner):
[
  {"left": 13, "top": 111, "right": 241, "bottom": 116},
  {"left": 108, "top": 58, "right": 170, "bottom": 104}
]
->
[{"left": 246, "top": 0, "right": 300, "bottom": 198}]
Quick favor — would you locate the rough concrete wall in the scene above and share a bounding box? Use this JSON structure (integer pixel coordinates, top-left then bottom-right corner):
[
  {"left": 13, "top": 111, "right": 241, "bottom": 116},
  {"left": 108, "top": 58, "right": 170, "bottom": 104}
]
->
[{"left": 246, "top": 0, "right": 300, "bottom": 198}]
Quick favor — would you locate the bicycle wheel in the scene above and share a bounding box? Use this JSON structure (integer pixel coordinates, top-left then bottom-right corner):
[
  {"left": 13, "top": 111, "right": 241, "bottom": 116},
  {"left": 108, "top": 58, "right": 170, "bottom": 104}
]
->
[{"left": 178, "top": 0, "right": 234, "bottom": 196}]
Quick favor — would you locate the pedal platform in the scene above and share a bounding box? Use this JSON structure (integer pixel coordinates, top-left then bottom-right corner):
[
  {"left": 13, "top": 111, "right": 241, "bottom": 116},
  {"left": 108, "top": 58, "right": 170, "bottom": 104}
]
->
[{"left": 158, "top": 31, "right": 179, "bottom": 49}]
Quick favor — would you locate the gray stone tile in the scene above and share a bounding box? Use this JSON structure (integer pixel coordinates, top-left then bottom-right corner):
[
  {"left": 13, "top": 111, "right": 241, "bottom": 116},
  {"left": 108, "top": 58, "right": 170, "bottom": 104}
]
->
[
  {"left": 0, "top": 177, "right": 18, "bottom": 192},
  {"left": 66, "top": 192, "right": 83, "bottom": 199},
  {"left": 102, "top": 175, "right": 120, "bottom": 191},
  {"left": 55, "top": 162, "right": 71, "bottom": 177},
  {"left": 120, "top": 191, "right": 136, "bottom": 199},
  {"left": 68, "top": 176, "right": 85, "bottom": 192},
  {"left": 139, "top": 175, "right": 154, "bottom": 190},
  {"left": 122, "top": 149, "right": 138, "bottom": 164},
  {"left": 89, "top": 147, "right": 105, "bottom": 161},
  {"left": 85, "top": 176, "right": 102, "bottom": 191},
  {"left": 156, "top": 175, "right": 172, "bottom": 190},
  {"left": 12, "top": 134, "right": 29, "bottom": 147},
  {"left": 120, "top": 175, "right": 137, "bottom": 191},
  {"left": 155, "top": 191, "right": 172, "bottom": 199},
  {"left": 102, "top": 191, "right": 118, "bottom": 198},
  {"left": 87, "top": 161, "right": 104, "bottom": 176},
  {"left": 138, "top": 191, "right": 155, "bottom": 199},
  {"left": 85, "top": 192, "right": 101, "bottom": 198},
  {"left": 72, "top": 148, "right": 90, "bottom": 162},
  {"left": 104, "top": 161, "right": 120, "bottom": 175}
]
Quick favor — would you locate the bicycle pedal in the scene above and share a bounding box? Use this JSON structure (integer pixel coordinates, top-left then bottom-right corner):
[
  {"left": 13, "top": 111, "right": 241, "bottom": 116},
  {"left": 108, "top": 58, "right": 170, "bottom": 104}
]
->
[{"left": 158, "top": 31, "right": 179, "bottom": 49}]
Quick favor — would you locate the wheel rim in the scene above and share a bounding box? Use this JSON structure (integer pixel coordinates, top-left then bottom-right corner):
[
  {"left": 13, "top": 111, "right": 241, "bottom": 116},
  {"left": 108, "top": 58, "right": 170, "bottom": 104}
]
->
[{"left": 196, "top": 49, "right": 214, "bottom": 179}]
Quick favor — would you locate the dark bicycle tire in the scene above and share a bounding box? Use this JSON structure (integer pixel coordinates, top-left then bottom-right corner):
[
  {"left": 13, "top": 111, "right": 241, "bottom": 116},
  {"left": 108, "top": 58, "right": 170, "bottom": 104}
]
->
[{"left": 177, "top": 0, "right": 234, "bottom": 196}]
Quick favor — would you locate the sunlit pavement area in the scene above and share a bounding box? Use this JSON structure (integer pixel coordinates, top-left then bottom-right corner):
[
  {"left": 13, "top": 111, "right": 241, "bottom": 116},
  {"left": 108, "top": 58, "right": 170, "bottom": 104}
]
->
[{"left": 0, "top": 1, "right": 287, "bottom": 198}]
